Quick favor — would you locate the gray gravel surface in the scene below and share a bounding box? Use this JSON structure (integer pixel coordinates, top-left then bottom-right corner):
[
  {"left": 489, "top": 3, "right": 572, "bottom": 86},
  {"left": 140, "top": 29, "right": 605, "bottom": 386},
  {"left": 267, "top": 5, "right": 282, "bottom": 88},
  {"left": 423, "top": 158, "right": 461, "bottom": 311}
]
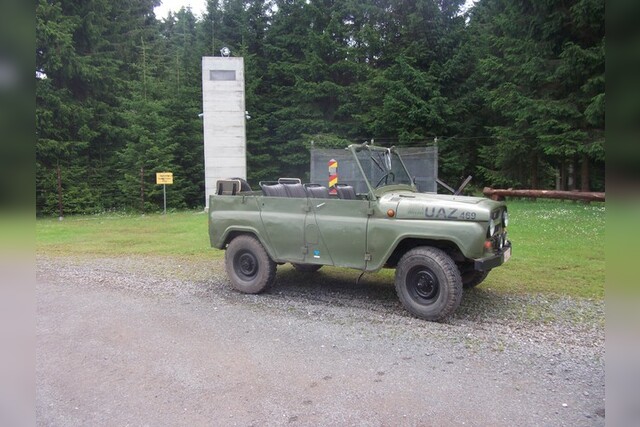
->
[{"left": 37, "top": 255, "right": 604, "bottom": 426}]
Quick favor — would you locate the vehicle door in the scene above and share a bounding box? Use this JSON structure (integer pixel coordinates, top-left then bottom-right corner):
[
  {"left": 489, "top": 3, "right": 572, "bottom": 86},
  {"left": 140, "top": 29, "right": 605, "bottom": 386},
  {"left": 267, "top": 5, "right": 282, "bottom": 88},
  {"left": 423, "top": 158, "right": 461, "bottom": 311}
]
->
[
  {"left": 308, "top": 197, "right": 368, "bottom": 269},
  {"left": 259, "top": 196, "right": 308, "bottom": 262}
]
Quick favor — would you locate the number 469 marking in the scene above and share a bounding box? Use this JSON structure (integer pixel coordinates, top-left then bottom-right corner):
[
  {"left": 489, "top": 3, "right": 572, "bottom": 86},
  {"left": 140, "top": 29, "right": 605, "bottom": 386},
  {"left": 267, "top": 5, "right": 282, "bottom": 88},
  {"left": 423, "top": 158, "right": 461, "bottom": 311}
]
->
[{"left": 460, "top": 211, "right": 476, "bottom": 220}]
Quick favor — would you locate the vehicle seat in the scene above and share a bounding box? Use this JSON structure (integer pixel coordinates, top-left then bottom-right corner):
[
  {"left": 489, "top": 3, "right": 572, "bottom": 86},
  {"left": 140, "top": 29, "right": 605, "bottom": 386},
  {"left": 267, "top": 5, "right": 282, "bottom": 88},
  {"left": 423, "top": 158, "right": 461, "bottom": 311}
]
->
[
  {"left": 335, "top": 184, "right": 357, "bottom": 200},
  {"left": 216, "top": 179, "right": 240, "bottom": 195},
  {"left": 230, "top": 177, "right": 252, "bottom": 192},
  {"left": 304, "top": 184, "right": 330, "bottom": 199},
  {"left": 261, "top": 183, "right": 288, "bottom": 197},
  {"left": 283, "top": 183, "right": 306, "bottom": 198}
]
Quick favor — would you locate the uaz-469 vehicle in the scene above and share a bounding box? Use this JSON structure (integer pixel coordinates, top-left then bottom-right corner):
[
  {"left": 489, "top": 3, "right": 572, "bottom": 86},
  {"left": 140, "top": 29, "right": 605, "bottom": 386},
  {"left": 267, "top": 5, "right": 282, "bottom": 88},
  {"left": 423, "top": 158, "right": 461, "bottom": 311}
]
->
[{"left": 209, "top": 143, "right": 511, "bottom": 321}]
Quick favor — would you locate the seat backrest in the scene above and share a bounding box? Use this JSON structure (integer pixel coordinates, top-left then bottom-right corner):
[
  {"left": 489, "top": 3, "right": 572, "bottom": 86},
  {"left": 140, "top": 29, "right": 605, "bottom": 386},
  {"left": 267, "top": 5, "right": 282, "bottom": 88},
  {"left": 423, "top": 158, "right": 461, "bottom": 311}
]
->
[
  {"left": 277, "top": 177, "right": 302, "bottom": 184},
  {"left": 261, "top": 183, "right": 288, "bottom": 197},
  {"left": 283, "top": 183, "right": 307, "bottom": 198},
  {"left": 216, "top": 179, "right": 240, "bottom": 195},
  {"left": 304, "top": 184, "right": 330, "bottom": 199},
  {"left": 230, "top": 177, "right": 252, "bottom": 192},
  {"left": 336, "top": 184, "right": 357, "bottom": 200}
]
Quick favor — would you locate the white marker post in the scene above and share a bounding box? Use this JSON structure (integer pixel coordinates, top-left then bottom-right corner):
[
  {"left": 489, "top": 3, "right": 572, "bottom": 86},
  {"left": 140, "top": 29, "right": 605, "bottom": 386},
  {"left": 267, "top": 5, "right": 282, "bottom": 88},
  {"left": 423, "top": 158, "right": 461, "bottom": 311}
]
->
[{"left": 156, "top": 172, "right": 173, "bottom": 214}]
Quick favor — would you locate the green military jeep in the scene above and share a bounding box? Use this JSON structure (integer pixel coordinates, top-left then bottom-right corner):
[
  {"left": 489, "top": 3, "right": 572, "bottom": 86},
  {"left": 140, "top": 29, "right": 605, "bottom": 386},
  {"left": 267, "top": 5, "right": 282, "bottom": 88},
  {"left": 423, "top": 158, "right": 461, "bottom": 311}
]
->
[{"left": 209, "top": 143, "right": 511, "bottom": 321}]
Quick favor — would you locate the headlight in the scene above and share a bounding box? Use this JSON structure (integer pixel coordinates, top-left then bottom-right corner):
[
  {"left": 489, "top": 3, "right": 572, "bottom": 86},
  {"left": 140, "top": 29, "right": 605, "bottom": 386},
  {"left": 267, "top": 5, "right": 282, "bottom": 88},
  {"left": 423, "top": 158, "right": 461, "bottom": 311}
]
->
[
  {"left": 488, "top": 218, "right": 496, "bottom": 236},
  {"left": 503, "top": 210, "right": 509, "bottom": 227}
]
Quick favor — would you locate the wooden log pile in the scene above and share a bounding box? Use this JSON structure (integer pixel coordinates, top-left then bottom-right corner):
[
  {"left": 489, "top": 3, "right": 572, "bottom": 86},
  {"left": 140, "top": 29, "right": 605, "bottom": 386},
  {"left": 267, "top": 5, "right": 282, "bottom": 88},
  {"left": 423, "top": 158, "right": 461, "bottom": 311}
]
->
[{"left": 483, "top": 187, "right": 605, "bottom": 202}]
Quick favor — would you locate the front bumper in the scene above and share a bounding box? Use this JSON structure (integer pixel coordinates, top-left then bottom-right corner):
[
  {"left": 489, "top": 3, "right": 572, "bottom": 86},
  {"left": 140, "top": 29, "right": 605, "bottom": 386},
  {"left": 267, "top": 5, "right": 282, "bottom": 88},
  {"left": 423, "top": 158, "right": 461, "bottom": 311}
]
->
[{"left": 473, "top": 242, "right": 512, "bottom": 271}]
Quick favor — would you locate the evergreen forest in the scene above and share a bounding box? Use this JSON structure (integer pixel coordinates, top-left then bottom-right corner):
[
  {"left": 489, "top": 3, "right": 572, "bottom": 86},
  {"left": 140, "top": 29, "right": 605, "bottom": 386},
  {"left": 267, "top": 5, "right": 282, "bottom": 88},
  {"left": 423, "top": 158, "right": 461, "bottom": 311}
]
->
[{"left": 36, "top": 0, "right": 605, "bottom": 215}]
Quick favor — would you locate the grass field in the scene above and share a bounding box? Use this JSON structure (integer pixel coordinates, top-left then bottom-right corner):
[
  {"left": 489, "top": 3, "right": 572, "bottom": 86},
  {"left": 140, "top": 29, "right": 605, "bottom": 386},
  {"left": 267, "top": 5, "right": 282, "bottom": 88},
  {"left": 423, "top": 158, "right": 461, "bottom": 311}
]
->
[
  {"left": 487, "top": 200, "right": 604, "bottom": 299},
  {"left": 36, "top": 209, "right": 216, "bottom": 259},
  {"left": 36, "top": 199, "right": 605, "bottom": 299}
]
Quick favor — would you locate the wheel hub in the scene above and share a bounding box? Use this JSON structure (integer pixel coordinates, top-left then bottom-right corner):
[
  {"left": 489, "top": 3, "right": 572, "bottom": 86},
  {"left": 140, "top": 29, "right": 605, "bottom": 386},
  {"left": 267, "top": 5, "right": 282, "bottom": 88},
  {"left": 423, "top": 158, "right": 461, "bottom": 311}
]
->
[
  {"left": 237, "top": 252, "right": 258, "bottom": 278},
  {"left": 407, "top": 266, "right": 440, "bottom": 303},
  {"left": 414, "top": 270, "right": 438, "bottom": 299}
]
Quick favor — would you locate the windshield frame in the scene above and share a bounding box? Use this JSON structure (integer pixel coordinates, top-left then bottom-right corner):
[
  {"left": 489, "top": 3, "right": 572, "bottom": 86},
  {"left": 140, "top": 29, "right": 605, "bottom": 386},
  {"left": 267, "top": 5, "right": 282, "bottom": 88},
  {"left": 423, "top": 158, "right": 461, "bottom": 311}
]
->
[{"left": 348, "top": 143, "right": 416, "bottom": 199}]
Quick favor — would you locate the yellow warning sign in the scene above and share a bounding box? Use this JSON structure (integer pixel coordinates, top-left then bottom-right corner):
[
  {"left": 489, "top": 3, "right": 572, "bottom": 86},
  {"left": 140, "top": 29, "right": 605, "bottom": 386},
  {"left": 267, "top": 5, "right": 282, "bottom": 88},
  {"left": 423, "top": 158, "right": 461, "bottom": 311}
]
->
[{"left": 156, "top": 172, "right": 173, "bottom": 185}]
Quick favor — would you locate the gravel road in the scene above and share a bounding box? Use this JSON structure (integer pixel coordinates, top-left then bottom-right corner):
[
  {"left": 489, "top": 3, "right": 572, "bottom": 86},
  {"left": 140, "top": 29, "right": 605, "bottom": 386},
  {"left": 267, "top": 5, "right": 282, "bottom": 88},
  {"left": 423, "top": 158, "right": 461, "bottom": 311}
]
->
[{"left": 36, "top": 255, "right": 604, "bottom": 426}]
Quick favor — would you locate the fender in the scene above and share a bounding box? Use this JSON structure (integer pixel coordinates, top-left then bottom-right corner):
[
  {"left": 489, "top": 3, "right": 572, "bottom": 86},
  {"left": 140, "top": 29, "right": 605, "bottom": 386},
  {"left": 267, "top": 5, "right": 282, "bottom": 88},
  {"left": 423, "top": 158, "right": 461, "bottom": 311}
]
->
[
  {"left": 365, "top": 217, "right": 488, "bottom": 271},
  {"left": 215, "top": 225, "right": 279, "bottom": 262}
]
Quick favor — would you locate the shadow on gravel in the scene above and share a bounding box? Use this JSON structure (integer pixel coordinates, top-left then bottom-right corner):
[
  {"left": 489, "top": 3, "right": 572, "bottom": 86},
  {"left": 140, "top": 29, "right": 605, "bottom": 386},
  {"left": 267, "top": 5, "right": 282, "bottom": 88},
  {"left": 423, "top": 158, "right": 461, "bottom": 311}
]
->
[
  {"left": 205, "top": 260, "right": 508, "bottom": 322},
  {"left": 272, "top": 266, "right": 516, "bottom": 322},
  {"left": 274, "top": 266, "right": 395, "bottom": 298},
  {"left": 220, "top": 265, "right": 522, "bottom": 323},
  {"left": 208, "top": 263, "right": 603, "bottom": 328},
  {"left": 254, "top": 265, "right": 407, "bottom": 317},
  {"left": 194, "top": 264, "right": 403, "bottom": 321}
]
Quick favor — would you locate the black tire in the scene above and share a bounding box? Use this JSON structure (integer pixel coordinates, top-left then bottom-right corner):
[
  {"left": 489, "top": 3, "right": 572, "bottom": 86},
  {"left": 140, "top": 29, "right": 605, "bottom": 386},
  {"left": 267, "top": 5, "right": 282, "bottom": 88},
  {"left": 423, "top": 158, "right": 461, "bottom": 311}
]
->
[
  {"left": 225, "top": 235, "right": 276, "bottom": 294},
  {"left": 394, "top": 247, "right": 462, "bottom": 321},
  {"left": 461, "top": 269, "right": 490, "bottom": 289},
  {"left": 291, "top": 263, "right": 323, "bottom": 273}
]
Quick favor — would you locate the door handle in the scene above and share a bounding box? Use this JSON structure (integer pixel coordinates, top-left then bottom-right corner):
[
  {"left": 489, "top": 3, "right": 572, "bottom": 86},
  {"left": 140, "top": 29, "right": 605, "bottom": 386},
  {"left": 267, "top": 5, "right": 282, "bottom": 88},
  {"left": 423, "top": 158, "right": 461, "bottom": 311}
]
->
[{"left": 316, "top": 202, "right": 326, "bottom": 208}]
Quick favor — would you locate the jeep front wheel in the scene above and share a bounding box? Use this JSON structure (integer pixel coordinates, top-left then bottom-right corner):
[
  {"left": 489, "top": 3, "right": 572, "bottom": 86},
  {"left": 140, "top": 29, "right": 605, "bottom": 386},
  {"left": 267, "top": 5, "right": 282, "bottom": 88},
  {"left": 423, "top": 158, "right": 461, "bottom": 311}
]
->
[
  {"left": 225, "top": 235, "right": 276, "bottom": 294},
  {"left": 394, "top": 247, "right": 463, "bottom": 321}
]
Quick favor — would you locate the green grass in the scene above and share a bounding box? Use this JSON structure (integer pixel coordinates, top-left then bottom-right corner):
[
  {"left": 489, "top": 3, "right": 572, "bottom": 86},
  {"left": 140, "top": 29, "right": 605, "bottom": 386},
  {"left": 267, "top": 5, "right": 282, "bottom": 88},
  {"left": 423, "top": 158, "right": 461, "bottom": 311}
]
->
[
  {"left": 36, "top": 199, "right": 605, "bottom": 299},
  {"left": 486, "top": 199, "right": 604, "bottom": 299},
  {"left": 36, "top": 210, "right": 219, "bottom": 259}
]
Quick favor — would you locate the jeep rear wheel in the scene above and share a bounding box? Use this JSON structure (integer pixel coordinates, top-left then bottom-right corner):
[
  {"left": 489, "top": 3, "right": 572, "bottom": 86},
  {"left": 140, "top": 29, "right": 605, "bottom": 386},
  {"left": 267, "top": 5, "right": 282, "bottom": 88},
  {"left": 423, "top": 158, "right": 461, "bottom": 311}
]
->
[
  {"left": 394, "top": 247, "right": 462, "bottom": 321},
  {"left": 291, "top": 263, "right": 322, "bottom": 273},
  {"left": 225, "top": 235, "right": 276, "bottom": 294}
]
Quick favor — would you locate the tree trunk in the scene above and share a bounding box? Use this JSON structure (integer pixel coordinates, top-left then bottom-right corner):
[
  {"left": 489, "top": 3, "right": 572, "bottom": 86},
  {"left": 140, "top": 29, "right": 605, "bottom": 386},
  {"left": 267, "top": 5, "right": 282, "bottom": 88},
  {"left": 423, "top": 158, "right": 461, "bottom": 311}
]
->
[
  {"left": 530, "top": 153, "right": 538, "bottom": 189},
  {"left": 483, "top": 187, "right": 605, "bottom": 202},
  {"left": 581, "top": 153, "right": 590, "bottom": 192},
  {"left": 140, "top": 167, "right": 145, "bottom": 212},
  {"left": 569, "top": 156, "right": 577, "bottom": 191},
  {"left": 57, "top": 162, "right": 63, "bottom": 219}
]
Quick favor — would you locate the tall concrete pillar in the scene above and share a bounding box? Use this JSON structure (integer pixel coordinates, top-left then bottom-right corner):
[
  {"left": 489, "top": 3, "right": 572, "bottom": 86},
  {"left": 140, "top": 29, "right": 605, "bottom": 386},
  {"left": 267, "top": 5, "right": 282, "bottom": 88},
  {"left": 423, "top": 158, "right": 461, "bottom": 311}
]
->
[{"left": 201, "top": 56, "right": 246, "bottom": 209}]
